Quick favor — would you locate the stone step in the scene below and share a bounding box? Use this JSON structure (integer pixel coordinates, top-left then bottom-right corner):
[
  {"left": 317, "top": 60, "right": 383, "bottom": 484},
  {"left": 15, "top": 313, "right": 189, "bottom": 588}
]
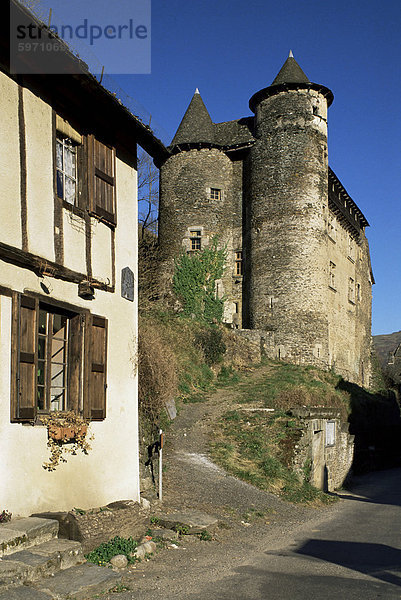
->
[
  {"left": 35, "top": 563, "right": 121, "bottom": 600},
  {"left": 0, "top": 539, "right": 84, "bottom": 589},
  {"left": 0, "top": 518, "right": 59, "bottom": 557}
]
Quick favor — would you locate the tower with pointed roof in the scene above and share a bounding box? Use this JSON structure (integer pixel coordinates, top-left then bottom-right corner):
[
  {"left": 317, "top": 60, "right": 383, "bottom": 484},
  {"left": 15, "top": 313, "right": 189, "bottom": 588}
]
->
[{"left": 158, "top": 54, "right": 373, "bottom": 386}]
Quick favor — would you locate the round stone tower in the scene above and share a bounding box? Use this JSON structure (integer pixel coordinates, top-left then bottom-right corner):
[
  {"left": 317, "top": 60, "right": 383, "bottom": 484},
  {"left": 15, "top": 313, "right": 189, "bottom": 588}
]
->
[
  {"left": 247, "top": 52, "right": 334, "bottom": 362},
  {"left": 158, "top": 89, "right": 239, "bottom": 311}
]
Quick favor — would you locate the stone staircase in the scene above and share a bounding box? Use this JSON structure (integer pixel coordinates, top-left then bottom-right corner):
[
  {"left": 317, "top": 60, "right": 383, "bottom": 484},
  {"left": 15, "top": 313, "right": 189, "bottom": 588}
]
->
[{"left": 0, "top": 517, "right": 121, "bottom": 599}]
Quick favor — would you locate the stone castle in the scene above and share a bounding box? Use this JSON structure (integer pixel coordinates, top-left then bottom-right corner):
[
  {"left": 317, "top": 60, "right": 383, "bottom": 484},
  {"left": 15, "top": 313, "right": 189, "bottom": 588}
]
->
[{"left": 158, "top": 53, "right": 374, "bottom": 386}]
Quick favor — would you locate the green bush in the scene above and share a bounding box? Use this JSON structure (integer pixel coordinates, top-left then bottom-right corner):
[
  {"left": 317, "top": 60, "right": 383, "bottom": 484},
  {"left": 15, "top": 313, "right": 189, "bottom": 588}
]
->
[{"left": 173, "top": 238, "right": 227, "bottom": 323}]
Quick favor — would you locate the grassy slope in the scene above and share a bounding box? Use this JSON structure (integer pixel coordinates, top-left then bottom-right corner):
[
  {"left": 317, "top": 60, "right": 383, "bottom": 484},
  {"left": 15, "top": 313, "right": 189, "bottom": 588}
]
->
[
  {"left": 140, "top": 312, "right": 398, "bottom": 504},
  {"left": 210, "top": 361, "right": 350, "bottom": 504}
]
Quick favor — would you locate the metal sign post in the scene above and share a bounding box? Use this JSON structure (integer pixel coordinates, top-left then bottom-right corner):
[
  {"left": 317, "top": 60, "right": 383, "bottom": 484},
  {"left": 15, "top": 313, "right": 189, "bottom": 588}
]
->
[{"left": 159, "top": 429, "right": 164, "bottom": 502}]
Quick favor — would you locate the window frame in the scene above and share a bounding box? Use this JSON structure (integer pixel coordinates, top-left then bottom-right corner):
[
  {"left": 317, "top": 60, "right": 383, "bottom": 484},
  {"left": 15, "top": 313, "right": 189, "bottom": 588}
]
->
[
  {"left": 189, "top": 229, "right": 202, "bottom": 251},
  {"left": 209, "top": 187, "right": 221, "bottom": 201},
  {"left": 234, "top": 250, "right": 243, "bottom": 276},
  {"left": 11, "top": 293, "right": 107, "bottom": 423},
  {"left": 55, "top": 134, "right": 79, "bottom": 208}
]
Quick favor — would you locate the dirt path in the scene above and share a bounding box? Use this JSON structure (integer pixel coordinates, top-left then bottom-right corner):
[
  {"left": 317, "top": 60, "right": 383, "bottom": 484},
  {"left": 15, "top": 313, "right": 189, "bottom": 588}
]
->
[{"left": 158, "top": 363, "right": 316, "bottom": 522}]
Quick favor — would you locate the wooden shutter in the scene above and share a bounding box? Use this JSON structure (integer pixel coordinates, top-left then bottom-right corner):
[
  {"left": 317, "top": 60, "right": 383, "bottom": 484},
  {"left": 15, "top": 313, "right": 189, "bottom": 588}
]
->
[
  {"left": 11, "top": 293, "right": 38, "bottom": 422},
  {"left": 85, "top": 314, "right": 108, "bottom": 421},
  {"left": 88, "top": 135, "right": 116, "bottom": 225}
]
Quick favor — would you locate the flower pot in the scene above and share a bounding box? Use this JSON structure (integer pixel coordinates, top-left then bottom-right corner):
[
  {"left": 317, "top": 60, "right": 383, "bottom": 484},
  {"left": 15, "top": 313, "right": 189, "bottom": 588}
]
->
[{"left": 48, "top": 425, "right": 87, "bottom": 441}]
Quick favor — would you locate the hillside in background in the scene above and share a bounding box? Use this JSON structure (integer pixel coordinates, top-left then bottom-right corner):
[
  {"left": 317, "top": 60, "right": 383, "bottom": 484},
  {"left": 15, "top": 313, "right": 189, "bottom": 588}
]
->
[{"left": 373, "top": 331, "right": 401, "bottom": 366}]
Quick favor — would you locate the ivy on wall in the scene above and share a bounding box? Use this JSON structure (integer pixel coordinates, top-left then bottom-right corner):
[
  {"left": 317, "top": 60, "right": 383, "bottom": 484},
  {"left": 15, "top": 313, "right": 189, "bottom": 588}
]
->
[{"left": 173, "top": 238, "right": 227, "bottom": 322}]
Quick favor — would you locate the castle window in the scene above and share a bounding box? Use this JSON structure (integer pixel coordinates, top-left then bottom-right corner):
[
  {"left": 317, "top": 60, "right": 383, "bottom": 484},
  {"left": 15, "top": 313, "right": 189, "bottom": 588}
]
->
[
  {"left": 356, "top": 283, "right": 361, "bottom": 302},
  {"left": 234, "top": 302, "right": 239, "bottom": 314},
  {"left": 348, "top": 278, "right": 355, "bottom": 304},
  {"left": 329, "top": 262, "right": 336, "bottom": 290},
  {"left": 327, "top": 215, "right": 337, "bottom": 242},
  {"left": 210, "top": 188, "right": 221, "bottom": 201},
  {"left": 190, "top": 230, "right": 202, "bottom": 250},
  {"left": 234, "top": 251, "right": 243, "bottom": 276},
  {"left": 348, "top": 236, "right": 355, "bottom": 262}
]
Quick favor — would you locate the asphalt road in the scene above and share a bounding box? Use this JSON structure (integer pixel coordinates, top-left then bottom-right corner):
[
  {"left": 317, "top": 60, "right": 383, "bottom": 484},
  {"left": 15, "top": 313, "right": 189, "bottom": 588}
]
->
[
  {"left": 189, "top": 468, "right": 401, "bottom": 600},
  {"left": 106, "top": 468, "right": 401, "bottom": 600}
]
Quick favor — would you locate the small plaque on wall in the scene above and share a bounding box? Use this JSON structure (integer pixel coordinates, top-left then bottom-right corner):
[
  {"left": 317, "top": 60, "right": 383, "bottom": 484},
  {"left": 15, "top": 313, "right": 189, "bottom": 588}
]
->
[{"left": 121, "top": 267, "right": 134, "bottom": 302}]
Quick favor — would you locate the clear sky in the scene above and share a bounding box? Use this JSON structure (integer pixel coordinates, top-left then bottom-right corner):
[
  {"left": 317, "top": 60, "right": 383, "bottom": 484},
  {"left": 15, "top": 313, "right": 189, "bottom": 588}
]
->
[{"left": 25, "top": 0, "right": 401, "bottom": 335}]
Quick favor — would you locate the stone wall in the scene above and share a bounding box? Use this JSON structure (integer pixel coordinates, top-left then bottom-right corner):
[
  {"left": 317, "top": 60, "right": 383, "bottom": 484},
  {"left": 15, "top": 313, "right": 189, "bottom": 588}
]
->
[{"left": 290, "top": 407, "right": 354, "bottom": 492}]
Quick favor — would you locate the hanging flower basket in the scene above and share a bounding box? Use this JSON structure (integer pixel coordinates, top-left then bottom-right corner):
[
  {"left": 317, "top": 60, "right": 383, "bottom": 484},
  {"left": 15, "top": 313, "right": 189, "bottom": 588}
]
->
[
  {"left": 40, "top": 412, "right": 92, "bottom": 471},
  {"left": 48, "top": 425, "right": 88, "bottom": 441}
]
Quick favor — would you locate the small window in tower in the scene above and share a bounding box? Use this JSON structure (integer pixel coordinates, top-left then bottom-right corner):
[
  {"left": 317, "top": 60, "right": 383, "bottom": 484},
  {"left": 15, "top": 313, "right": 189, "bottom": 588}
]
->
[
  {"left": 234, "top": 302, "right": 239, "bottom": 314},
  {"left": 348, "top": 236, "right": 356, "bottom": 262},
  {"left": 234, "top": 251, "right": 243, "bottom": 276},
  {"left": 190, "top": 230, "right": 202, "bottom": 251},
  {"left": 210, "top": 188, "right": 221, "bottom": 201},
  {"left": 356, "top": 283, "right": 361, "bottom": 302},
  {"left": 327, "top": 214, "right": 337, "bottom": 242},
  {"left": 329, "top": 262, "right": 336, "bottom": 290}
]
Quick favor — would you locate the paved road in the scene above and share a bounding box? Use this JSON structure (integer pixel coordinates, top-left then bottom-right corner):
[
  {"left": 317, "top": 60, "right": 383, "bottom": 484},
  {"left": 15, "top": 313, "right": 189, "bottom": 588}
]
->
[
  {"left": 188, "top": 468, "right": 401, "bottom": 600},
  {"left": 106, "top": 468, "right": 401, "bottom": 600}
]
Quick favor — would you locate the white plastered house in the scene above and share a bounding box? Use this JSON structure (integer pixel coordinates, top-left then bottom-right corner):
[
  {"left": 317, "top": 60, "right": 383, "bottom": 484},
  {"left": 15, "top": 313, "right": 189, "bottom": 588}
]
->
[{"left": 0, "top": 1, "right": 168, "bottom": 516}]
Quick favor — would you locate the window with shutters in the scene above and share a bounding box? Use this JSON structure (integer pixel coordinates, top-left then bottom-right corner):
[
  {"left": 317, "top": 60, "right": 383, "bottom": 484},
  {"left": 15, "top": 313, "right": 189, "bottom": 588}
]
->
[
  {"left": 11, "top": 293, "right": 107, "bottom": 423},
  {"left": 88, "top": 135, "right": 116, "bottom": 225}
]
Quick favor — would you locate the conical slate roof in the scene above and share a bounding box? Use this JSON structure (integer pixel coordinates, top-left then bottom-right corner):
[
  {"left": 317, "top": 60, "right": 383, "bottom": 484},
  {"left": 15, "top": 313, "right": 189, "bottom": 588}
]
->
[
  {"left": 271, "top": 51, "right": 310, "bottom": 85},
  {"left": 249, "top": 52, "right": 333, "bottom": 112},
  {"left": 171, "top": 89, "right": 214, "bottom": 146}
]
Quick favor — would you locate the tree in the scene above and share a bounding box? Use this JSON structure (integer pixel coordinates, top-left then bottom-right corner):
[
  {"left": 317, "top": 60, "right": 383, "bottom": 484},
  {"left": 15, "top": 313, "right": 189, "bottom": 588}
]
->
[{"left": 138, "top": 148, "right": 159, "bottom": 238}]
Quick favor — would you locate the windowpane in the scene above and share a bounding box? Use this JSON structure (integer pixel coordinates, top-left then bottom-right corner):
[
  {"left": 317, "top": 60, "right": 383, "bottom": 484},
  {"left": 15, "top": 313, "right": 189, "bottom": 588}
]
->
[
  {"left": 64, "top": 176, "right": 76, "bottom": 205},
  {"left": 51, "top": 391, "right": 65, "bottom": 412},
  {"left": 56, "top": 136, "right": 77, "bottom": 205},
  {"left": 39, "top": 310, "right": 47, "bottom": 334},
  {"left": 38, "top": 337, "right": 46, "bottom": 360},
  {"left": 56, "top": 170, "right": 64, "bottom": 199},
  {"left": 37, "top": 362, "right": 45, "bottom": 386},
  {"left": 64, "top": 145, "right": 76, "bottom": 177},
  {"left": 56, "top": 140, "right": 63, "bottom": 169},
  {"left": 53, "top": 314, "right": 68, "bottom": 337},
  {"left": 37, "top": 387, "right": 45, "bottom": 411}
]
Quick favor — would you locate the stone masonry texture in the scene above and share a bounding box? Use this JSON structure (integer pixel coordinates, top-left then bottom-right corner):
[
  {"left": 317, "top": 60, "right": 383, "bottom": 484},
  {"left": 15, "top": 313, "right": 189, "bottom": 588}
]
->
[{"left": 158, "top": 56, "right": 373, "bottom": 386}]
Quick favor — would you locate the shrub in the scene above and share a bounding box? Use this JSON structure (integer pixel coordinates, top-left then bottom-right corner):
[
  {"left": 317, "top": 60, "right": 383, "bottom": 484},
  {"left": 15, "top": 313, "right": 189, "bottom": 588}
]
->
[
  {"left": 172, "top": 238, "right": 226, "bottom": 322},
  {"left": 85, "top": 536, "right": 138, "bottom": 566},
  {"left": 194, "top": 327, "right": 226, "bottom": 366},
  {"left": 138, "top": 316, "right": 178, "bottom": 425}
]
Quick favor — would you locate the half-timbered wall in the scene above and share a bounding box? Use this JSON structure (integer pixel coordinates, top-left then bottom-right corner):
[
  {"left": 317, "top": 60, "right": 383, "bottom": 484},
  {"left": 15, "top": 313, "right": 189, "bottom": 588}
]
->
[{"left": 0, "top": 69, "right": 140, "bottom": 516}]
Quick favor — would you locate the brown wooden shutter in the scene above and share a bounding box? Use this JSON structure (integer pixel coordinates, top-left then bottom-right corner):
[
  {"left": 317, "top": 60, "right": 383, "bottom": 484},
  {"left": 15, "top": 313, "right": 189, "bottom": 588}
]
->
[
  {"left": 11, "top": 293, "right": 38, "bottom": 422},
  {"left": 88, "top": 135, "right": 116, "bottom": 225},
  {"left": 84, "top": 314, "right": 108, "bottom": 421}
]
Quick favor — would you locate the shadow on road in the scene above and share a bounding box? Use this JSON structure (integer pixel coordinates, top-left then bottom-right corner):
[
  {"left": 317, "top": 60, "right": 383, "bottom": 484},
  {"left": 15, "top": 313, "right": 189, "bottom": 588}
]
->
[{"left": 296, "top": 539, "right": 401, "bottom": 587}]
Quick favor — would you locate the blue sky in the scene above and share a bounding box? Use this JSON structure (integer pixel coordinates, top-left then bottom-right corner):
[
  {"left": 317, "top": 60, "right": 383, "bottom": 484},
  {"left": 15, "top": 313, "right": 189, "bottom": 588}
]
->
[{"left": 27, "top": 0, "right": 401, "bottom": 335}]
